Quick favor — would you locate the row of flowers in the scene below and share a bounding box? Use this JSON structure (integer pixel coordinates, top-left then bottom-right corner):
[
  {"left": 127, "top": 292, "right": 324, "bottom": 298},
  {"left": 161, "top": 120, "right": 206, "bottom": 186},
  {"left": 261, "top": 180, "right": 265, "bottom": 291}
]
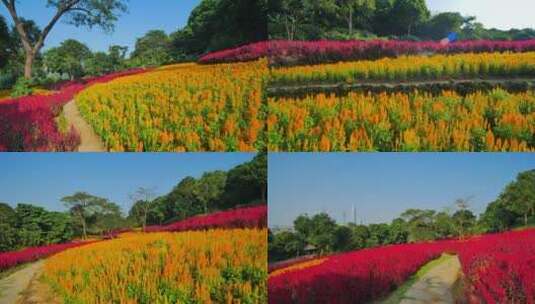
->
[
  {"left": 271, "top": 52, "right": 535, "bottom": 85},
  {"left": 0, "top": 241, "right": 96, "bottom": 272},
  {"left": 76, "top": 60, "right": 269, "bottom": 152},
  {"left": 269, "top": 229, "right": 535, "bottom": 304},
  {"left": 268, "top": 89, "right": 535, "bottom": 152},
  {"left": 199, "top": 39, "right": 535, "bottom": 66},
  {"left": 0, "top": 69, "right": 149, "bottom": 151},
  {"left": 43, "top": 229, "right": 267, "bottom": 303},
  {"left": 145, "top": 204, "right": 267, "bottom": 233}
]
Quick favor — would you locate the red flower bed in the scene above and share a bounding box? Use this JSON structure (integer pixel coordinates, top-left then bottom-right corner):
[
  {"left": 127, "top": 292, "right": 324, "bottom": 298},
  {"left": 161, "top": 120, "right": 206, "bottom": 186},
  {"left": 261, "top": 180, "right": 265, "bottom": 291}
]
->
[
  {"left": 199, "top": 39, "right": 535, "bottom": 66},
  {"left": 145, "top": 205, "right": 267, "bottom": 233},
  {"left": 269, "top": 229, "right": 535, "bottom": 304},
  {"left": 0, "top": 241, "right": 96, "bottom": 271},
  {"left": 0, "top": 69, "right": 149, "bottom": 152}
]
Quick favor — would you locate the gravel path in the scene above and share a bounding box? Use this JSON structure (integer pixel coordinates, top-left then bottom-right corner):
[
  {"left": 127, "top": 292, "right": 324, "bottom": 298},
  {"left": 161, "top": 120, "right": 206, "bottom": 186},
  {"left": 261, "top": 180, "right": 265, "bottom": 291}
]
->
[
  {"left": 63, "top": 100, "right": 106, "bottom": 152},
  {"left": 399, "top": 255, "right": 462, "bottom": 304},
  {"left": 0, "top": 261, "right": 44, "bottom": 304}
]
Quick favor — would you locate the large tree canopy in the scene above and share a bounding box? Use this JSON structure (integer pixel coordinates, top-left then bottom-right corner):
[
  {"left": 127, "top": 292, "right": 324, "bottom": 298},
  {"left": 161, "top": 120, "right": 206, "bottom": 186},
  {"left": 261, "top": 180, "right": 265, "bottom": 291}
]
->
[{"left": 1, "top": 0, "right": 127, "bottom": 78}]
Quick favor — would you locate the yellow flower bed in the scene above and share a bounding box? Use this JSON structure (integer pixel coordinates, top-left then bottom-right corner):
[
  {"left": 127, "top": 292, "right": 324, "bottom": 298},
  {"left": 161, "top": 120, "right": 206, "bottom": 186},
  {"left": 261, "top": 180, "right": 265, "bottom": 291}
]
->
[
  {"left": 272, "top": 52, "right": 535, "bottom": 85},
  {"left": 269, "top": 258, "right": 327, "bottom": 278},
  {"left": 44, "top": 229, "right": 267, "bottom": 304},
  {"left": 76, "top": 60, "right": 269, "bottom": 152},
  {"left": 267, "top": 89, "right": 535, "bottom": 152}
]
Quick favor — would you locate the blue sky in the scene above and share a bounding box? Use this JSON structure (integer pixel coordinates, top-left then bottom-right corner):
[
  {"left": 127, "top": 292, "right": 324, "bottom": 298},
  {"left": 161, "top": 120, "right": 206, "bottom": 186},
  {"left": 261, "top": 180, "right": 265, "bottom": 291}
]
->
[
  {"left": 426, "top": 0, "right": 535, "bottom": 30},
  {"left": 0, "top": 0, "right": 201, "bottom": 52},
  {"left": 0, "top": 153, "right": 254, "bottom": 214},
  {"left": 268, "top": 153, "right": 535, "bottom": 228}
]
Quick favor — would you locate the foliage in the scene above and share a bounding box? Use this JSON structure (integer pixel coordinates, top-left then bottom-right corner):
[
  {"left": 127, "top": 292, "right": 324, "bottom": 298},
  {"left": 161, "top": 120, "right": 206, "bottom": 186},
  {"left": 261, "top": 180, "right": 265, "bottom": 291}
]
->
[
  {"left": 145, "top": 205, "right": 267, "bottom": 233},
  {"left": 497, "top": 169, "right": 535, "bottom": 226},
  {"left": 0, "top": 203, "right": 74, "bottom": 253},
  {"left": 43, "top": 39, "right": 91, "bottom": 80},
  {"left": 9, "top": 77, "right": 33, "bottom": 98},
  {"left": 76, "top": 60, "right": 268, "bottom": 152},
  {"left": 267, "top": 89, "right": 535, "bottom": 152},
  {"left": 43, "top": 229, "right": 267, "bottom": 303},
  {"left": 130, "top": 30, "right": 172, "bottom": 67}
]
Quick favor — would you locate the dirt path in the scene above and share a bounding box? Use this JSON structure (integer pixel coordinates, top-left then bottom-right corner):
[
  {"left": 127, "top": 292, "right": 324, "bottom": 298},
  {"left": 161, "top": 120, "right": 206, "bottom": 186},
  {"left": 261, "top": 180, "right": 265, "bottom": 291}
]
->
[
  {"left": 399, "top": 255, "right": 462, "bottom": 304},
  {"left": 0, "top": 261, "right": 44, "bottom": 304},
  {"left": 63, "top": 100, "right": 106, "bottom": 152}
]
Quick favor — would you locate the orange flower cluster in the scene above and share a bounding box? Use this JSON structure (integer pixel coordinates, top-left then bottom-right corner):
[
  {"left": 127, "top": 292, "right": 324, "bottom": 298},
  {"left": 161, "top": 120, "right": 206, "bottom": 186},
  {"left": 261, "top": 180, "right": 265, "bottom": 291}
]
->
[
  {"left": 43, "top": 229, "right": 267, "bottom": 303},
  {"left": 267, "top": 89, "right": 535, "bottom": 152},
  {"left": 76, "top": 60, "right": 268, "bottom": 152}
]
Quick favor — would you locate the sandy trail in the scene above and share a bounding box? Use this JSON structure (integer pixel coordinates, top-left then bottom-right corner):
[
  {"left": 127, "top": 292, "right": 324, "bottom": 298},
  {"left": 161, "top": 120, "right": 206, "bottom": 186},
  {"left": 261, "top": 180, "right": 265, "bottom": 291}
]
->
[
  {"left": 0, "top": 261, "right": 44, "bottom": 304},
  {"left": 63, "top": 100, "right": 106, "bottom": 152},
  {"left": 399, "top": 255, "right": 462, "bottom": 304}
]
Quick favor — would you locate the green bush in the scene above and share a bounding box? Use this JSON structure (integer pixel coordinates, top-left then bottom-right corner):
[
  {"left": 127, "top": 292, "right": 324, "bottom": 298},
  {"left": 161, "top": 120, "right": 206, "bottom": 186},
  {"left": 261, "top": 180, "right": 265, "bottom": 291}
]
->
[{"left": 10, "top": 77, "right": 34, "bottom": 98}]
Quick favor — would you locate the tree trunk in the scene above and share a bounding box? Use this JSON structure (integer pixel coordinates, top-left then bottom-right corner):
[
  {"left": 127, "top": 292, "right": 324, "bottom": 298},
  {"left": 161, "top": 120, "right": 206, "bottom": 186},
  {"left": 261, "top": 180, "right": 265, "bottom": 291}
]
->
[
  {"left": 525, "top": 213, "right": 528, "bottom": 226},
  {"left": 349, "top": 7, "right": 353, "bottom": 36},
  {"left": 261, "top": 186, "right": 266, "bottom": 202},
  {"left": 408, "top": 23, "right": 412, "bottom": 36},
  {"left": 81, "top": 218, "right": 87, "bottom": 240},
  {"left": 24, "top": 52, "right": 34, "bottom": 79}
]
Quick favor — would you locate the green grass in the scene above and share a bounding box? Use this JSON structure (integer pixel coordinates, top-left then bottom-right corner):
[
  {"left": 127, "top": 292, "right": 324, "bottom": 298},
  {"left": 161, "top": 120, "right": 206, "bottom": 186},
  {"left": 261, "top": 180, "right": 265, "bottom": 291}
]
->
[{"left": 378, "top": 253, "right": 455, "bottom": 304}]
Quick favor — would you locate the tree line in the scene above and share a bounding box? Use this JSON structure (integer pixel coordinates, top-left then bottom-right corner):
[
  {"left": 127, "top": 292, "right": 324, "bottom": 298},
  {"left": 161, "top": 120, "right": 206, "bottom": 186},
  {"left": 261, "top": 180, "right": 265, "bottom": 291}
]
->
[
  {"left": 0, "top": 153, "right": 267, "bottom": 252},
  {"left": 268, "top": 0, "right": 535, "bottom": 42},
  {"left": 269, "top": 169, "right": 535, "bottom": 262},
  {"left": 0, "top": 0, "right": 268, "bottom": 89}
]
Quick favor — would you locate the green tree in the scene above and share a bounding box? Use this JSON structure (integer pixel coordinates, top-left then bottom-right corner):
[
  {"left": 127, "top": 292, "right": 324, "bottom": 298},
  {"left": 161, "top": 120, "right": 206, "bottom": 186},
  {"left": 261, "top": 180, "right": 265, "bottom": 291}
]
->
[
  {"left": 131, "top": 30, "right": 172, "bottom": 67},
  {"left": 43, "top": 39, "right": 91, "bottom": 79},
  {"left": 269, "top": 230, "right": 305, "bottom": 261},
  {"left": 61, "top": 192, "right": 115, "bottom": 239},
  {"left": 0, "top": 16, "right": 10, "bottom": 69},
  {"left": 333, "top": 225, "right": 353, "bottom": 251},
  {"left": 401, "top": 208, "right": 437, "bottom": 242},
  {"left": 389, "top": 0, "right": 430, "bottom": 36},
  {"left": 349, "top": 224, "right": 370, "bottom": 249},
  {"left": 85, "top": 51, "right": 112, "bottom": 76},
  {"left": 15, "top": 204, "right": 48, "bottom": 247},
  {"left": 336, "top": 0, "right": 375, "bottom": 35},
  {"left": 0, "top": 202, "right": 18, "bottom": 251},
  {"left": 294, "top": 213, "right": 337, "bottom": 254},
  {"left": 128, "top": 187, "right": 157, "bottom": 231},
  {"left": 480, "top": 200, "right": 517, "bottom": 232},
  {"left": 419, "top": 12, "right": 464, "bottom": 40},
  {"left": 367, "top": 223, "right": 390, "bottom": 247},
  {"left": 499, "top": 169, "right": 535, "bottom": 226},
  {"left": 193, "top": 171, "right": 227, "bottom": 213},
  {"left": 388, "top": 218, "right": 408, "bottom": 244},
  {"left": 1, "top": 0, "right": 127, "bottom": 79},
  {"left": 222, "top": 152, "right": 267, "bottom": 208}
]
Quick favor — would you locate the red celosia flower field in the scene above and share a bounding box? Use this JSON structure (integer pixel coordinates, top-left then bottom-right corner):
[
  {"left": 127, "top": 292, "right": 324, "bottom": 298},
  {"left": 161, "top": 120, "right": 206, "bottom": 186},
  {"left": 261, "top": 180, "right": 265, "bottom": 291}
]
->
[
  {"left": 145, "top": 204, "right": 267, "bottom": 232},
  {"left": 199, "top": 39, "right": 535, "bottom": 66},
  {"left": 269, "top": 229, "right": 535, "bottom": 304},
  {"left": 0, "top": 69, "right": 149, "bottom": 152},
  {"left": 0, "top": 241, "right": 96, "bottom": 272}
]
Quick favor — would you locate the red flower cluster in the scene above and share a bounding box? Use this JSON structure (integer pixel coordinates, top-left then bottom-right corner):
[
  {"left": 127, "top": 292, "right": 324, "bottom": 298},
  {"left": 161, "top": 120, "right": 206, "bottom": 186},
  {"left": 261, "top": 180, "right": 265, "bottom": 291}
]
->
[
  {"left": 269, "top": 229, "right": 535, "bottom": 304},
  {"left": 199, "top": 39, "right": 535, "bottom": 66},
  {"left": 0, "top": 241, "right": 96, "bottom": 271},
  {"left": 145, "top": 205, "right": 267, "bottom": 233},
  {"left": 0, "top": 69, "right": 149, "bottom": 152},
  {"left": 458, "top": 229, "right": 535, "bottom": 304}
]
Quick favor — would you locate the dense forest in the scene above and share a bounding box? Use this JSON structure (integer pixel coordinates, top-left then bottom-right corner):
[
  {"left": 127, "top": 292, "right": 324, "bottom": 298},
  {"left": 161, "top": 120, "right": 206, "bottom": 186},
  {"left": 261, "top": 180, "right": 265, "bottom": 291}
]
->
[
  {"left": 268, "top": 0, "right": 535, "bottom": 41},
  {"left": 0, "top": 153, "right": 267, "bottom": 253},
  {"left": 269, "top": 169, "right": 535, "bottom": 262},
  {"left": 0, "top": 0, "right": 268, "bottom": 89}
]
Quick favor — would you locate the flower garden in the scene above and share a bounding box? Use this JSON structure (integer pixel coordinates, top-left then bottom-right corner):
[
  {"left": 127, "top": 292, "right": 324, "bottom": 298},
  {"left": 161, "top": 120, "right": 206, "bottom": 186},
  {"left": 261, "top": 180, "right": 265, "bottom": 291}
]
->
[
  {"left": 43, "top": 229, "right": 267, "bottom": 304},
  {"left": 269, "top": 229, "right": 535, "bottom": 304},
  {"left": 76, "top": 60, "right": 268, "bottom": 152},
  {"left": 258, "top": 40, "right": 535, "bottom": 152}
]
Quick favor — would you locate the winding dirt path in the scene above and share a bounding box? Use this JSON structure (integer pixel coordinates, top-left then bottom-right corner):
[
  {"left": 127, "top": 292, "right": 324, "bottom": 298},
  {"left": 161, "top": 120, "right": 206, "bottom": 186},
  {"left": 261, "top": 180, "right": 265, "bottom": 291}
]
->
[
  {"left": 0, "top": 261, "right": 44, "bottom": 304},
  {"left": 399, "top": 255, "right": 462, "bottom": 304},
  {"left": 63, "top": 100, "right": 106, "bottom": 152}
]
